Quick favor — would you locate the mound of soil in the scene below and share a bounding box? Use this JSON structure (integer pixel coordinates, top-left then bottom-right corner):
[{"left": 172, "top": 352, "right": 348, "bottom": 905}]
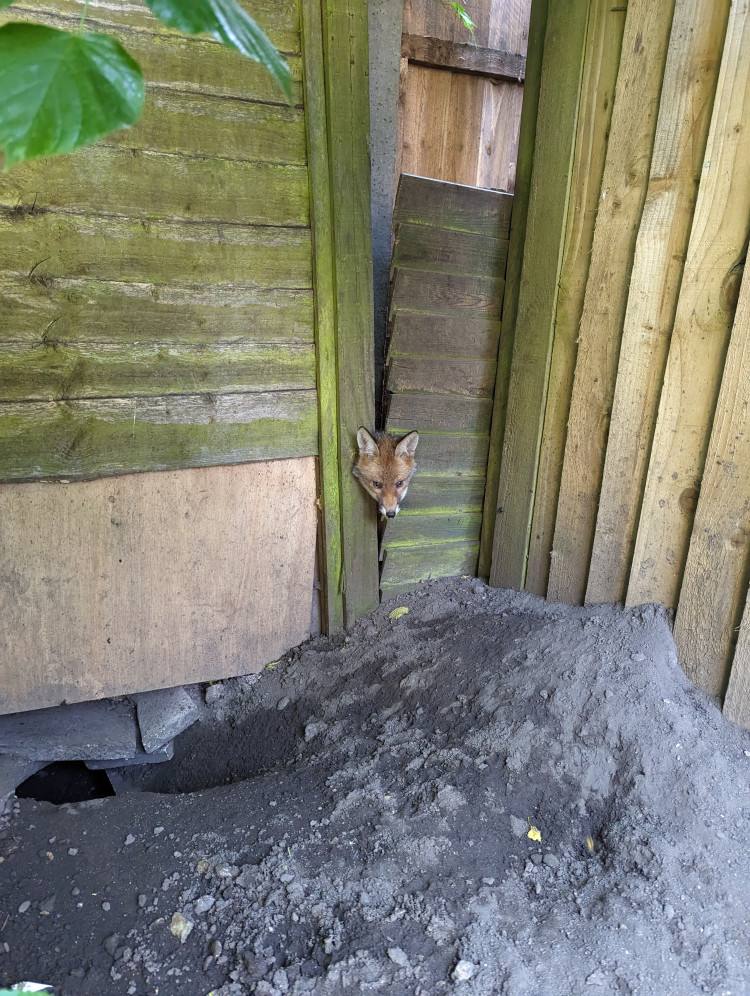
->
[{"left": 1, "top": 578, "right": 749, "bottom": 996}]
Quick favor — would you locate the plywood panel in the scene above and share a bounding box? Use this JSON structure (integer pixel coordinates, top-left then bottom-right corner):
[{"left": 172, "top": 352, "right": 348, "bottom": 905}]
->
[{"left": 0, "top": 459, "right": 317, "bottom": 714}]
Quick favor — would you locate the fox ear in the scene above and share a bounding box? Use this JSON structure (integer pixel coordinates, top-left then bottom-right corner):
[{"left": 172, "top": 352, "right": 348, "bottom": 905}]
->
[
  {"left": 356, "top": 426, "right": 378, "bottom": 456},
  {"left": 395, "top": 430, "right": 419, "bottom": 458}
]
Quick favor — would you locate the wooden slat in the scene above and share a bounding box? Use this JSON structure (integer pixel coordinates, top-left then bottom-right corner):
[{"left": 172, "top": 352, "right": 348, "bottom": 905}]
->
[
  {"left": 393, "top": 174, "right": 513, "bottom": 238},
  {"left": 387, "top": 356, "right": 496, "bottom": 399},
  {"left": 0, "top": 277, "right": 313, "bottom": 345},
  {"left": 475, "top": 76, "right": 524, "bottom": 193},
  {"left": 723, "top": 586, "right": 750, "bottom": 730},
  {"left": 389, "top": 268, "right": 504, "bottom": 319},
  {"left": 523, "top": 0, "right": 626, "bottom": 595},
  {"left": 0, "top": 341, "right": 315, "bottom": 401},
  {"left": 586, "top": 0, "right": 730, "bottom": 604},
  {"left": 488, "top": 0, "right": 591, "bottom": 590},
  {"left": 387, "top": 393, "right": 493, "bottom": 434},
  {"left": 546, "top": 0, "right": 676, "bottom": 604},
  {"left": 627, "top": 0, "right": 750, "bottom": 608},
  {"left": 396, "top": 476, "right": 486, "bottom": 514},
  {"left": 672, "top": 263, "right": 750, "bottom": 698},
  {"left": 401, "top": 33, "right": 526, "bottom": 83},
  {"left": 1, "top": 150, "right": 309, "bottom": 226},
  {"left": 0, "top": 391, "right": 319, "bottom": 481},
  {"left": 478, "top": 0, "right": 548, "bottom": 579},
  {"left": 382, "top": 511, "right": 482, "bottom": 547},
  {"left": 380, "top": 541, "right": 479, "bottom": 588},
  {"left": 410, "top": 432, "right": 489, "bottom": 478},
  {"left": 388, "top": 312, "right": 500, "bottom": 360},
  {"left": 323, "top": 0, "right": 379, "bottom": 624},
  {"left": 392, "top": 223, "right": 509, "bottom": 278}
]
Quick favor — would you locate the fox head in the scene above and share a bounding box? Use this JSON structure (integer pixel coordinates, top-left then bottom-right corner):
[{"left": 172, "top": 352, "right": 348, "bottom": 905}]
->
[{"left": 353, "top": 427, "right": 419, "bottom": 518}]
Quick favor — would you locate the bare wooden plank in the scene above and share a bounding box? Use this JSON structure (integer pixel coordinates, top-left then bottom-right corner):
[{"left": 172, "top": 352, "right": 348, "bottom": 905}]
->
[
  {"left": 401, "top": 33, "right": 526, "bottom": 82},
  {"left": 628, "top": 0, "right": 750, "bottom": 609},
  {"left": 0, "top": 391, "right": 319, "bottom": 480},
  {"left": 387, "top": 393, "right": 493, "bottom": 434},
  {"left": 388, "top": 312, "right": 501, "bottom": 360},
  {"left": 0, "top": 341, "right": 315, "bottom": 401},
  {"left": 402, "top": 0, "right": 484, "bottom": 45},
  {"left": 397, "top": 476, "right": 486, "bottom": 514},
  {"left": 394, "top": 174, "right": 513, "bottom": 238},
  {"left": 382, "top": 511, "right": 482, "bottom": 547},
  {"left": 392, "top": 223, "right": 509, "bottom": 278},
  {"left": 1, "top": 150, "right": 309, "bottom": 227},
  {"left": 523, "top": 0, "right": 626, "bottom": 595},
  {"left": 0, "top": 459, "right": 317, "bottom": 714},
  {"left": 475, "top": 78, "right": 524, "bottom": 193},
  {"left": 380, "top": 541, "right": 479, "bottom": 588},
  {"left": 387, "top": 356, "right": 496, "bottom": 399},
  {"left": 389, "top": 268, "right": 504, "bottom": 319},
  {"left": 723, "top": 586, "right": 750, "bottom": 731},
  {"left": 409, "top": 432, "right": 489, "bottom": 477},
  {"left": 0, "top": 277, "right": 314, "bottom": 345},
  {"left": 547, "top": 0, "right": 676, "bottom": 604},
  {"left": 586, "top": 0, "right": 730, "bottom": 605},
  {"left": 672, "top": 262, "right": 750, "bottom": 699},
  {"left": 0, "top": 213, "right": 312, "bottom": 290},
  {"left": 478, "top": 0, "right": 548, "bottom": 579},
  {"left": 488, "top": 0, "right": 591, "bottom": 591}
]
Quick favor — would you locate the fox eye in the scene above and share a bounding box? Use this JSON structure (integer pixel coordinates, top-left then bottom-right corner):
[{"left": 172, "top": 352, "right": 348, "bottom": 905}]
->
[
  {"left": 395, "top": 480, "right": 404, "bottom": 488},
  {"left": 373, "top": 481, "right": 382, "bottom": 490}
]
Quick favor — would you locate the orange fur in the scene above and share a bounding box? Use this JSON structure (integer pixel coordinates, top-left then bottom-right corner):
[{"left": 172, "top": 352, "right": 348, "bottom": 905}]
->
[{"left": 352, "top": 427, "right": 419, "bottom": 518}]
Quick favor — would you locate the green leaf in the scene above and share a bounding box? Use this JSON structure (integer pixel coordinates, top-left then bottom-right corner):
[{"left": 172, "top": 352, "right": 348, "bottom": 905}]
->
[
  {"left": 0, "top": 23, "right": 145, "bottom": 171},
  {"left": 143, "top": 0, "right": 292, "bottom": 103}
]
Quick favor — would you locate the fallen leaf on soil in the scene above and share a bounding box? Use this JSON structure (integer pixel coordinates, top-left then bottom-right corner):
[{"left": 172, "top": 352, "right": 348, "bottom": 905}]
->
[
  {"left": 527, "top": 824, "right": 542, "bottom": 842},
  {"left": 388, "top": 606, "right": 409, "bottom": 620}
]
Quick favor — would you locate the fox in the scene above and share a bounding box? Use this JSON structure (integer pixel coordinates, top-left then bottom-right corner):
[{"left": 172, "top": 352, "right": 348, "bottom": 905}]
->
[{"left": 353, "top": 427, "right": 419, "bottom": 518}]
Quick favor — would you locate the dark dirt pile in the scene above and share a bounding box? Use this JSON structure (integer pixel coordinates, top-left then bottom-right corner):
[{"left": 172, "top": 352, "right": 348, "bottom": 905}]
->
[{"left": 1, "top": 578, "right": 749, "bottom": 996}]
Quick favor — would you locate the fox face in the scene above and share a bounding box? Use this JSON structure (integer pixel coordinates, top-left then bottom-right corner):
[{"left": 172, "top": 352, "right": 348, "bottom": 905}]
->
[{"left": 353, "top": 427, "right": 419, "bottom": 518}]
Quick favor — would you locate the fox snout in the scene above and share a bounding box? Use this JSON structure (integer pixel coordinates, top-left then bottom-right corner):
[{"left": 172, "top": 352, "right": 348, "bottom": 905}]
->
[{"left": 352, "top": 427, "right": 419, "bottom": 518}]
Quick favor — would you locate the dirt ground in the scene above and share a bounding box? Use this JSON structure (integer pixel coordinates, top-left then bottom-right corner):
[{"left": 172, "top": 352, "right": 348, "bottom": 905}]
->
[{"left": 1, "top": 578, "right": 749, "bottom": 996}]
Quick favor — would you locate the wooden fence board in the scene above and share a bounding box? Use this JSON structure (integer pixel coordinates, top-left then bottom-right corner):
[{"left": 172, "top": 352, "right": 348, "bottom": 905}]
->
[
  {"left": 389, "top": 268, "right": 504, "bottom": 319},
  {"left": 488, "top": 0, "right": 590, "bottom": 590},
  {"left": 405, "top": 432, "right": 490, "bottom": 478},
  {"left": 393, "top": 174, "right": 513, "bottom": 237},
  {"left": 723, "top": 586, "right": 750, "bottom": 730},
  {"left": 628, "top": 0, "right": 750, "bottom": 608},
  {"left": 392, "top": 223, "right": 509, "bottom": 278},
  {"left": 586, "top": 0, "right": 730, "bottom": 604},
  {"left": 380, "top": 541, "right": 479, "bottom": 589},
  {"left": 401, "top": 33, "right": 526, "bottom": 82},
  {"left": 395, "top": 476, "right": 486, "bottom": 514},
  {"left": 387, "top": 356, "right": 496, "bottom": 399},
  {"left": 547, "top": 0, "right": 676, "bottom": 604},
  {"left": 673, "top": 262, "right": 750, "bottom": 699},
  {"left": 524, "top": 0, "right": 625, "bottom": 595},
  {"left": 382, "top": 511, "right": 482, "bottom": 546},
  {"left": 388, "top": 313, "right": 501, "bottom": 360},
  {"left": 387, "top": 394, "right": 493, "bottom": 435}
]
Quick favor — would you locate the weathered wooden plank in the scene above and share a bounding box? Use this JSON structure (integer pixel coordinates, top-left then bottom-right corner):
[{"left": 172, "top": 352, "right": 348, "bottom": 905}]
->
[
  {"left": 300, "top": 0, "right": 344, "bottom": 632},
  {"left": 547, "top": 0, "right": 676, "bottom": 604},
  {"left": 401, "top": 33, "right": 526, "bottom": 83},
  {"left": 394, "top": 174, "right": 513, "bottom": 238},
  {"left": 397, "top": 476, "right": 486, "bottom": 514},
  {"left": 380, "top": 541, "right": 479, "bottom": 588},
  {"left": 586, "top": 0, "right": 730, "bottom": 605},
  {"left": 410, "top": 432, "right": 490, "bottom": 478},
  {"left": 672, "top": 263, "right": 750, "bottom": 699},
  {"left": 523, "top": 0, "right": 625, "bottom": 595},
  {"left": 628, "top": 0, "right": 750, "bottom": 609},
  {"left": 0, "top": 391, "right": 318, "bottom": 481},
  {"left": 0, "top": 150, "right": 309, "bottom": 227},
  {"left": 475, "top": 77, "right": 525, "bottom": 193},
  {"left": 0, "top": 277, "right": 314, "bottom": 345},
  {"left": 387, "top": 393, "right": 493, "bottom": 435},
  {"left": 388, "top": 312, "right": 501, "bottom": 361},
  {"left": 382, "top": 511, "right": 482, "bottom": 547},
  {"left": 0, "top": 341, "right": 315, "bottom": 401},
  {"left": 488, "top": 0, "right": 590, "bottom": 591},
  {"left": 723, "top": 586, "right": 750, "bottom": 730},
  {"left": 323, "top": 0, "right": 379, "bottom": 624},
  {"left": 0, "top": 212, "right": 312, "bottom": 290},
  {"left": 389, "top": 268, "right": 504, "bottom": 319},
  {"left": 403, "top": 0, "right": 484, "bottom": 45},
  {"left": 392, "top": 223, "right": 509, "bottom": 278},
  {"left": 0, "top": 460, "right": 317, "bottom": 714},
  {"left": 478, "top": 0, "right": 548, "bottom": 579},
  {"left": 387, "top": 356, "right": 496, "bottom": 399}
]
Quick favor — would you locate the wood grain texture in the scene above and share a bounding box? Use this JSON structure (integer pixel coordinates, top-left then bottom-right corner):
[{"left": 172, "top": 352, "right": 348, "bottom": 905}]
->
[
  {"left": 723, "top": 586, "right": 750, "bottom": 730},
  {"left": 547, "top": 0, "right": 676, "bottom": 604},
  {"left": 389, "top": 268, "right": 504, "bottom": 319},
  {"left": 387, "top": 393, "right": 493, "bottom": 435},
  {"left": 387, "top": 356, "right": 497, "bottom": 399},
  {"left": 523, "top": 0, "right": 625, "bottom": 596},
  {"left": 672, "top": 261, "right": 750, "bottom": 699},
  {"left": 586, "top": 0, "right": 730, "bottom": 605},
  {"left": 380, "top": 541, "right": 479, "bottom": 590},
  {"left": 628, "top": 0, "right": 750, "bottom": 609},
  {"left": 401, "top": 33, "right": 526, "bottom": 82},
  {"left": 489, "top": 0, "right": 590, "bottom": 590},
  {"left": 382, "top": 511, "right": 482, "bottom": 547},
  {"left": 0, "top": 460, "right": 317, "bottom": 714},
  {"left": 396, "top": 476, "right": 486, "bottom": 514},
  {"left": 394, "top": 174, "right": 513, "bottom": 237},
  {"left": 392, "top": 223, "right": 509, "bottom": 278},
  {"left": 388, "top": 312, "right": 501, "bottom": 361}
]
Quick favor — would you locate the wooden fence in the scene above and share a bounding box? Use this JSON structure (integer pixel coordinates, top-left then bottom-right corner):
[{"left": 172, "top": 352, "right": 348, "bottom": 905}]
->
[{"left": 487, "top": 0, "right": 750, "bottom": 726}]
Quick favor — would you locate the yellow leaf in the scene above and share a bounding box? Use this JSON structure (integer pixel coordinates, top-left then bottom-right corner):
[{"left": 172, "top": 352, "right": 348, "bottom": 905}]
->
[
  {"left": 586, "top": 836, "right": 595, "bottom": 853},
  {"left": 265, "top": 660, "right": 279, "bottom": 670},
  {"left": 527, "top": 824, "right": 542, "bottom": 843},
  {"left": 388, "top": 606, "right": 409, "bottom": 620}
]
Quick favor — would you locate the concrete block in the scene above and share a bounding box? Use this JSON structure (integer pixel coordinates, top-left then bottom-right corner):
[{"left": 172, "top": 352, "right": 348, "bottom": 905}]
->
[
  {"left": 134, "top": 687, "right": 201, "bottom": 753},
  {"left": 0, "top": 700, "right": 137, "bottom": 761}
]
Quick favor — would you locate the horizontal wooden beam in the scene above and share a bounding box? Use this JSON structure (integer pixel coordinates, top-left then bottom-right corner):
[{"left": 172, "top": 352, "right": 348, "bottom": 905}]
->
[{"left": 401, "top": 32, "right": 526, "bottom": 83}]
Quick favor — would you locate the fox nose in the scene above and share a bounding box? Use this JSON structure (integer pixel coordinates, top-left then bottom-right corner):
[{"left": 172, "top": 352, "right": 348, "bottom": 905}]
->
[{"left": 386, "top": 510, "right": 397, "bottom": 518}]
